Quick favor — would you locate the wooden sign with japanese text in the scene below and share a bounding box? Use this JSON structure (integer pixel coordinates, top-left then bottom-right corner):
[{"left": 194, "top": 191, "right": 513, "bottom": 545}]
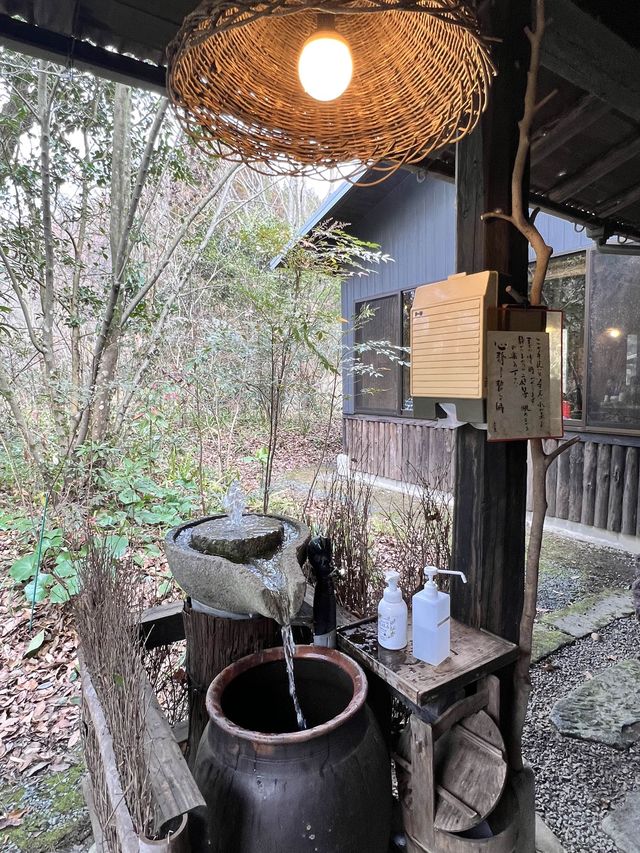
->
[{"left": 487, "top": 331, "right": 551, "bottom": 440}]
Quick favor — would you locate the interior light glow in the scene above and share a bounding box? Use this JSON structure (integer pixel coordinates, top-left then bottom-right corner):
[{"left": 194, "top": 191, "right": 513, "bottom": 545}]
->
[
  {"left": 298, "top": 30, "right": 353, "bottom": 102},
  {"left": 606, "top": 327, "right": 622, "bottom": 338}
]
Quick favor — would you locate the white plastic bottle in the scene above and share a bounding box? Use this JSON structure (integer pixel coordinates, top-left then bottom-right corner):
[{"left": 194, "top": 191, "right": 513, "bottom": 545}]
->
[
  {"left": 412, "top": 566, "right": 467, "bottom": 666},
  {"left": 377, "top": 571, "right": 408, "bottom": 650}
]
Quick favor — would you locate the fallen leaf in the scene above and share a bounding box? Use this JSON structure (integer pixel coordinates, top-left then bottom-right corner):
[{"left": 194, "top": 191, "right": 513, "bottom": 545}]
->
[
  {"left": 32, "top": 700, "right": 46, "bottom": 719},
  {"left": 24, "top": 630, "right": 46, "bottom": 659},
  {"left": 0, "top": 808, "right": 26, "bottom": 830},
  {"left": 68, "top": 730, "right": 81, "bottom": 748},
  {"left": 24, "top": 761, "right": 48, "bottom": 777}
]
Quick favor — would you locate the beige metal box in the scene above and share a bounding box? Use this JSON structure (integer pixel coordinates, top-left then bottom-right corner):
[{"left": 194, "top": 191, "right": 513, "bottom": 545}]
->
[{"left": 410, "top": 271, "right": 498, "bottom": 401}]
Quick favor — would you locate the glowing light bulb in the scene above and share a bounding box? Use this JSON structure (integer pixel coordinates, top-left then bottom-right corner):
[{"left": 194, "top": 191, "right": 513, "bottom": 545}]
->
[
  {"left": 298, "top": 30, "right": 353, "bottom": 102},
  {"left": 606, "top": 327, "right": 622, "bottom": 338}
]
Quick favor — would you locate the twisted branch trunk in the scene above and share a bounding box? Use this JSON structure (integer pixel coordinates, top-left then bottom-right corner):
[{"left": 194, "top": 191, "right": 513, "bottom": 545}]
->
[{"left": 482, "top": 0, "right": 580, "bottom": 768}]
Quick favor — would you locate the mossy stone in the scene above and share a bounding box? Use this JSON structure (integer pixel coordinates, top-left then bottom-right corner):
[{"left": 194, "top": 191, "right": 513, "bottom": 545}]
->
[{"left": 531, "top": 624, "right": 574, "bottom": 663}]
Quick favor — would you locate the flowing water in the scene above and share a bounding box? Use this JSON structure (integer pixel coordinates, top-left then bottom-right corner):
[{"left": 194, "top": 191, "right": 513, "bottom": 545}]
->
[
  {"left": 222, "top": 479, "right": 246, "bottom": 526},
  {"left": 280, "top": 622, "right": 307, "bottom": 731},
  {"left": 178, "top": 484, "right": 308, "bottom": 730},
  {"left": 222, "top": 483, "right": 307, "bottom": 730}
]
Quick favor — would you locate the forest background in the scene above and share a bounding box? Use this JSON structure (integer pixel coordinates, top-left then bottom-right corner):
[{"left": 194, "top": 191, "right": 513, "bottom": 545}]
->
[
  {"left": 0, "top": 46, "right": 447, "bottom": 796},
  {"left": 0, "top": 47, "right": 395, "bottom": 609}
]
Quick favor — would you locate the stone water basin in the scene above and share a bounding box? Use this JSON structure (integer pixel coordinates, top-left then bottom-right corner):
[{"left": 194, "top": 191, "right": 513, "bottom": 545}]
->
[{"left": 164, "top": 513, "right": 310, "bottom": 621}]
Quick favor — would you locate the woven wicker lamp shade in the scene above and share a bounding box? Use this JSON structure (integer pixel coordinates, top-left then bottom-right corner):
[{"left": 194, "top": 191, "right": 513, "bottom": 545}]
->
[{"left": 168, "top": 0, "right": 495, "bottom": 180}]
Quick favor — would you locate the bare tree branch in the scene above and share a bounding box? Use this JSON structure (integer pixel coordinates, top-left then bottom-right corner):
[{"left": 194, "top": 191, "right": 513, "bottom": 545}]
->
[
  {"left": 483, "top": 0, "right": 581, "bottom": 771},
  {"left": 120, "top": 164, "right": 240, "bottom": 326},
  {"left": 0, "top": 366, "right": 46, "bottom": 474},
  {"left": 0, "top": 243, "right": 44, "bottom": 354}
]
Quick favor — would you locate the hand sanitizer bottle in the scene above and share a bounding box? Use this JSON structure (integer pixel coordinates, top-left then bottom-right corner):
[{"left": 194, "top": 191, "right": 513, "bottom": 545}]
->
[
  {"left": 412, "top": 566, "right": 467, "bottom": 666},
  {"left": 378, "top": 571, "right": 408, "bottom": 650}
]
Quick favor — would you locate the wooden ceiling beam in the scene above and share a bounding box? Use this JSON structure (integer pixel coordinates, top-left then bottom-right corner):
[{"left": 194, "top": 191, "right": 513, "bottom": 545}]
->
[
  {"left": 0, "top": 13, "right": 166, "bottom": 94},
  {"left": 531, "top": 95, "right": 610, "bottom": 166},
  {"left": 598, "top": 183, "right": 640, "bottom": 219},
  {"left": 542, "top": 0, "right": 640, "bottom": 123},
  {"left": 547, "top": 135, "right": 640, "bottom": 203}
]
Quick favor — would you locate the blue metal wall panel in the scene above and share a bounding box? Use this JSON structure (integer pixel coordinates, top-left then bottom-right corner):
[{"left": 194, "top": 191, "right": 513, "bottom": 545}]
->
[
  {"left": 529, "top": 211, "right": 592, "bottom": 259},
  {"left": 342, "top": 173, "right": 456, "bottom": 413}
]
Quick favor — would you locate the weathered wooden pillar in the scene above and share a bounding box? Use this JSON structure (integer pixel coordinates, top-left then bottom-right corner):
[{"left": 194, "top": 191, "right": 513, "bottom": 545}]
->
[
  {"left": 452, "top": 3, "right": 536, "bottom": 847},
  {"left": 451, "top": 0, "right": 530, "bottom": 646},
  {"left": 183, "top": 601, "right": 281, "bottom": 767}
]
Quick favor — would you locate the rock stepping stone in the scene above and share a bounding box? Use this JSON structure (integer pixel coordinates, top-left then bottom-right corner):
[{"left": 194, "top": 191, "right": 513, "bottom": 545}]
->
[
  {"left": 535, "top": 814, "right": 566, "bottom": 853},
  {"left": 602, "top": 789, "right": 640, "bottom": 853},
  {"left": 550, "top": 659, "right": 640, "bottom": 749},
  {"left": 531, "top": 624, "right": 574, "bottom": 663},
  {"left": 541, "top": 588, "right": 634, "bottom": 639}
]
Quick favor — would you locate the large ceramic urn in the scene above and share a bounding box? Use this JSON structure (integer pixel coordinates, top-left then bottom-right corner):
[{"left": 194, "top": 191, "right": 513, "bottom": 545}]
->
[{"left": 190, "top": 646, "right": 392, "bottom": 853}]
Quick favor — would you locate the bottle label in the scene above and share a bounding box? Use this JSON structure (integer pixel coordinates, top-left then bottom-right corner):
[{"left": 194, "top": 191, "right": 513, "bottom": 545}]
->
[{"left": 379, "top": 614, "right": 397, "bottom": 641}]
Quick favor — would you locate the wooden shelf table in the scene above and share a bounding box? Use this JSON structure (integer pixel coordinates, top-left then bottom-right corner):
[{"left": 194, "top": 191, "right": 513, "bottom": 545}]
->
[{"left": 338, "top": 616, "right": 522, "bottom": 853}]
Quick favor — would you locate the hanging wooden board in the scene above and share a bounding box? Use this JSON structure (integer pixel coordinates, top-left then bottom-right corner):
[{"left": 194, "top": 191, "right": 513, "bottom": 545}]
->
[
  {"left": 433, "top": 710, "right": 507, "bottom": 833},
  {"left": 486, "top": 331, "right": 552, "bottom": 440}
]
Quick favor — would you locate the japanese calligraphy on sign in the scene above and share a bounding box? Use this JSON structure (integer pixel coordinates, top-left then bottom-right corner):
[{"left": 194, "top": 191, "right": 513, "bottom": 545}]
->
[{"left": 487, "top": 331, "right": 551, "bottom": 440}]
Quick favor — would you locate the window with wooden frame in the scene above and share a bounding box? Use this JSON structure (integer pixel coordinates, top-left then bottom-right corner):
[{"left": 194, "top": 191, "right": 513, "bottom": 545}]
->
[
  {"left": 531, "top": 248, "right": 640, "bottom": 435},
  {"left": 354, "top": 290, "right": 414, "bottom": 416}
]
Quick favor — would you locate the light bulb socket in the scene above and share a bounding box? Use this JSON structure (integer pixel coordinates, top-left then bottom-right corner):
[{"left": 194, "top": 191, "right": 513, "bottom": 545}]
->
[{"left": 317, "top": 12, "right": 336, "bottom": 31}]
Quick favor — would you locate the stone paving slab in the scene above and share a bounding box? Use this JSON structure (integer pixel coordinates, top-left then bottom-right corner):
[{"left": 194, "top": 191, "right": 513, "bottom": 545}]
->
[
  {"left": 541, "top": 589, "right": 635, "bottom": 638},
  {"left": 531, "top": 624, "right": 574, "bottom": 663},
  {"left": 602, "top": 789, "right": 640, "bottom": 853},
  {"left": 550, "top": 659, "right": 640, "bottom": 749},
  {"left": 535, "top": 814, "right": 566, "bottom": 853}
]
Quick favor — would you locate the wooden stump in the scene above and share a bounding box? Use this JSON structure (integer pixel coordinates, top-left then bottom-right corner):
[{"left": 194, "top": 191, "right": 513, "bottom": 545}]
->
[{"left": 183, "top": 601, "right": 281, "bottom": 766}]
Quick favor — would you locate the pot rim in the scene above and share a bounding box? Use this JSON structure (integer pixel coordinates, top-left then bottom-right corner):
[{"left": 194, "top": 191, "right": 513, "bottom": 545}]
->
[
  {"left": 166, "top": 512, "right": 310, "bottom": 545},
  {"left": 206, "top": 645, "right": 368, "bottom": 745}
]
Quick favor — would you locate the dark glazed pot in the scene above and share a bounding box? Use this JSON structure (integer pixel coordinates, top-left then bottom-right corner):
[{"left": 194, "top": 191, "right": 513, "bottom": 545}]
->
[{"left": 191, "top": 646, "right": 391, "bottom": 853}]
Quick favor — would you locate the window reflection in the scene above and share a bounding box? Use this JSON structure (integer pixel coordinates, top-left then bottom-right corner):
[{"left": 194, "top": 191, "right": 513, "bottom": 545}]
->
[
  {"left": 402, "top": 289, "right": 415, "bottom": 412},
  {"left": 587, "top": 253, "right": 640, "bottom": 429},
  {"left": 354, "top": 295, "right": 400, "bottom": 413},
  {"left": 530, "top": 252, "right": 586, "bottom": 420}
]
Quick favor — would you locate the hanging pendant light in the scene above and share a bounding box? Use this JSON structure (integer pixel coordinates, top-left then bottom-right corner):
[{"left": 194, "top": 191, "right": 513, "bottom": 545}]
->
[
  {"left": 167, "top": 0, "right": 495, "bottom": 182},
  {"left": 298, "top": 17, "right": 354, "bottom": 102}
]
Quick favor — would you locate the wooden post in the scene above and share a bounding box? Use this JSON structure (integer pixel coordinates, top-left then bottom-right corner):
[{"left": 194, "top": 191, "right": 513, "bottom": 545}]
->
[
  {"left": 183, "top": 601, "right": 281, "bottom": 766},
  {"left": 451, "top": 0, "right": 530, "bottom": 646},
  {"left": 452, "top": 4, "right": 537, "bottom": 847}
]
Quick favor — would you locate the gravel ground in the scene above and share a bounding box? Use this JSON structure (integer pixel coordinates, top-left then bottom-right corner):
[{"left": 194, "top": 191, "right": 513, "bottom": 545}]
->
[
  {"left": 523, "top": 615, "right": 640, "bottom": 853},
  {"left": 536, "top": 532, "right": 639, "bottom": 613}
]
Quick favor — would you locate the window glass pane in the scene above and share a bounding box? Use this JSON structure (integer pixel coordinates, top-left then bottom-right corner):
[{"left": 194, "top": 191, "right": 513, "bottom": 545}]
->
[
  {"left": 587, "top": 252, "right": 640, "bottom": 430},
  {"left": 530, "top": 252, "right": 586, "bottom": 420},
  {"left": 402, "top": 289, "right": 415, "bottom": 412},
  {"left": 354, "top": 295, "right": 400, "bottom": 412}
]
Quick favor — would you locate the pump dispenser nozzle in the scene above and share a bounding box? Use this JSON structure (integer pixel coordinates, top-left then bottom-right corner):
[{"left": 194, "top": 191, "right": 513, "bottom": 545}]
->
[{"left": 422, "top": 566, "right": 467, "bottom": 598}]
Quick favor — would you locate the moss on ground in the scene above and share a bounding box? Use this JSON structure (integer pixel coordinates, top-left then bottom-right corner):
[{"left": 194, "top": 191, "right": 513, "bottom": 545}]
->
[
  {"left": 540, "top": 588, "right": 630, "bottom": 624},
  {"left": 531, "top": 623, "right": 574, "bottom": 663},
  {"left": 0, "top": 760, "right": 90, "bottom": 852}
]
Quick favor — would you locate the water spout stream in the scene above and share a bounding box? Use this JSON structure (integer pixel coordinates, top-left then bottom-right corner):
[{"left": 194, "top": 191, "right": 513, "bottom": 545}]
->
[
  {"left": 225, "top": 481, "right": 307, "bottom": 730},
  {"left": 222, "top": 479, "right": 246, "bottom": 527}
]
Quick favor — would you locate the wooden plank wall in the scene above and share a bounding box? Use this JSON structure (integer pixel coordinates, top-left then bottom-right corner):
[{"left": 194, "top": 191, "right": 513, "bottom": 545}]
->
[
  {"left": 344, "top": 416, "right": 640, "bottom": 536},
  {"left": 344, "top": 417, "right": 455, "bottom": 492}
]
